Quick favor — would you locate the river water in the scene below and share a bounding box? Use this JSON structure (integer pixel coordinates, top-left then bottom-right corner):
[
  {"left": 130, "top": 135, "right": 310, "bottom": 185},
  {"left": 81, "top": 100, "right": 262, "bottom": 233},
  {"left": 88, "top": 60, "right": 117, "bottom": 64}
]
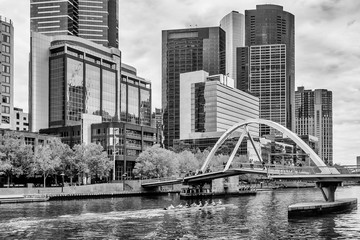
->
[{"left": 0, "top": 186, "right": 360, "bottom": 239}]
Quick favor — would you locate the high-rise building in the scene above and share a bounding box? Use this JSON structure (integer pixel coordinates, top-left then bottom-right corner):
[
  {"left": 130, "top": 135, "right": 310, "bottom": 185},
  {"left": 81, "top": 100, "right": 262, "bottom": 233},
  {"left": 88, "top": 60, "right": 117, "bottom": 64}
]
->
[
  {"left": 30, "top": 0, "right": 119, "bottom": 48},
  {"left": 30, "top": 0, "right": 79, "bottom": 36},
  {"left": 0, "top": 16, "right": 14, "bottom": 130},
  {"left": 29, "top": 32, "right": 121, "bottom": 132},
  {"left": 78, "top": 0, "right": 119, "bottom": 48},
  {"left": 238, "top": 4, "right": 295, "bottom": 135},
  {"left": 220, "top": 11, "right": 245, "bottom": 83},
  {"left": 162, "top": 27, "right": 226, "bottom": 148},
  {"left": 295, "top": 87, "right": 333, "bottom": 165}
]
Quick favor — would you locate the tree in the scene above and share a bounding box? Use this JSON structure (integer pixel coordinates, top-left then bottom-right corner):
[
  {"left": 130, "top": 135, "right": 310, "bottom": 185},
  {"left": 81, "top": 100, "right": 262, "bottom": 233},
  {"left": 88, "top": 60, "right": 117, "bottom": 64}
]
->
[
  {"left": 175, "top": 150, "right": 200, "bottom": 176},
  {"left": 0, "top": 132, "right": 33, "bottom": 187},
  {"left": 32, "top": 142, "right": 61, "bottom": 187},
  {"left": 73, "top": 143, "right": 112, "bottom": 184},
  {"left": 85, "top": 143, "right": 112, "bottom": 179},
  {"left": 133, "top": 144, "right": 178, "bottom": 178}
]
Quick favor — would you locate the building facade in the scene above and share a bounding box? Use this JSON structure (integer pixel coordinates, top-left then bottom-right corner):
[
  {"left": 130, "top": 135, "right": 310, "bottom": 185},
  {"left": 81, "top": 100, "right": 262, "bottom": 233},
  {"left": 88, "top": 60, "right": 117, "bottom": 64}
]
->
[
  {"left": 162, "top": 27, "right": 226, "bottom": 148},
  {"left": 30, "top": 0, "right": 79, "bottom": 36},
  {"left": 238, "top": 4, "right": 295, "bottom": 135},
  {"left": 0, "top": 16, "right": 14, "bottom": 130},
  {"left": 179, "top": 70, "right": 259, "bottom": 149},
  {"left": 120, "top": 63, "right": 152, "bottom": 127},
  {"left": 29, "top": 32, "right": 121, "bottom": 132},
  {"left": 13, "top": 108, "right": 29, "bottom": 131},
  {"left": 30, "top": 0, "right": 119, "bottom": 48},
  {"left": 78, "top": 0, "right": 119, "bottom": 48},
  {"left": 295, "top": 87, "right": 333, "bottom": 165},
  {"left": 220, "top": 11, "right": 245, "bottom": 83}
]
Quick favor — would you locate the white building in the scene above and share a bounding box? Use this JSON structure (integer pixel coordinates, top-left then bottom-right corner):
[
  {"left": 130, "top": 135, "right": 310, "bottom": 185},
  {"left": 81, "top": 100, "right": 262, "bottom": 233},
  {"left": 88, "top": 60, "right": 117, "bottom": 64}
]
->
[
  {"left": 220, "top": 11, "right": 245, "bottom": 83},
  {"left": 179, "top": 70, "right": 259, "bottom": 142}
]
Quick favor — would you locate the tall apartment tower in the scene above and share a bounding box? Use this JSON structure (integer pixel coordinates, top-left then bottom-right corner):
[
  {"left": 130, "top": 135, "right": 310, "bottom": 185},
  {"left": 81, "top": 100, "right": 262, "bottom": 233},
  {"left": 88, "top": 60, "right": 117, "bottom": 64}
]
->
[
  {"left": 220, "top": 11, "right": 245, "bottom": 83},
  {"left": 0, "top": 17, "right": 14, "bottom": 130},
  {"left": 162, "top": 27, "right": 226, "bottom": 148},
  {"left": 238, "top": 4, "right": 295, "bottom": 136},
  {"left": 30, "top": 0, "right": 119, "bottom": 48},
  {"left": 295, "top": 87, "right": 333, "bottom": 165}
]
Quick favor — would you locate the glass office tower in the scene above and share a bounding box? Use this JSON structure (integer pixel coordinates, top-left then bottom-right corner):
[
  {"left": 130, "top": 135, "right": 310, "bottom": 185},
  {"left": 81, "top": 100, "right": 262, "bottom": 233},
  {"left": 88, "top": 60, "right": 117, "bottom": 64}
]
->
[
  {"left": 29, "top": 32, "right": 121, "bottom": 132},
  {"left": 295, "top": 87, "right": 333, "bottom": 165},
  {"left": 30, "top": 0, "right": 79, "bottom": 36},
  {"left": 238, "top": 4, "right": 295, "bottom": 135},
  {"left": 162, "top": 27, "right": 226, "bottom": 148},
  {"left": 78, "top": 0, "right": 119, "bottom": 48},
  {"left": 120, "top": 63, "right": 152, "bottom": 127},
  {"left": 0, "top": 16, "right": 14, "bottom": 130},
  {"left": 30, "top": 0, "right": 119, "bottom": 48}
]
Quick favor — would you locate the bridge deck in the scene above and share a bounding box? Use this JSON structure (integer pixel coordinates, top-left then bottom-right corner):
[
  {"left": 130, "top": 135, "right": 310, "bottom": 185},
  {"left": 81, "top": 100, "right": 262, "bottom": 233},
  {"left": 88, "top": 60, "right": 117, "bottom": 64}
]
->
[{"left": 141, "top": 165, "right": 360, "bottom": 187}]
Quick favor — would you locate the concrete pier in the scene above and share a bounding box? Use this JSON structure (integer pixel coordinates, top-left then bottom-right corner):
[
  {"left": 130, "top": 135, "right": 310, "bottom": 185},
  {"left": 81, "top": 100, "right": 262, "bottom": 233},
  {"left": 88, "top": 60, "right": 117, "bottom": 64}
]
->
[{"left": 288, "top": 198, "right": 357, "bottom": 218}]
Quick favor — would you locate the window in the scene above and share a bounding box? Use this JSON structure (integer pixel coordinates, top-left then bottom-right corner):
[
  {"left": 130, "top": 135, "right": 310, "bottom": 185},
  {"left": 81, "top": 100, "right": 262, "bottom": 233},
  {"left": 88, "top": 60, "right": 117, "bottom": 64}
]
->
[
  {"left": 2, "top": 96, "right": 9, "bottom": 104},
  {"left": 1, "top": 116, "right": 9, "bottom": 124},
  {"left": 1, "top": 106, "right": 9, "bottom": 114},
  {"left": 2, "top": 65, "right": 10, "bottom": 73},
  {"left": 1, "top": 45, "right": 10, "bottom": 53},
  {"left": 2, "top": 55, "right": 10, "bottom": 63},
  {"left": 2, "top": 75, "right": 10, "bottom": 83},
  {"left": 23, "top": 117, "right": 26, "bottom": 121},
  {"left": 16, "top": 112, "right": 19, "bottom": 119},
  {"left": 2, "top": 85, "right": 10, "bottom": 93},
  {"left": 1, "top": 24, "right": 10, "bottom": 33},
  {"left": 2, "top": 35, "right": 10, "bottom": 43}
]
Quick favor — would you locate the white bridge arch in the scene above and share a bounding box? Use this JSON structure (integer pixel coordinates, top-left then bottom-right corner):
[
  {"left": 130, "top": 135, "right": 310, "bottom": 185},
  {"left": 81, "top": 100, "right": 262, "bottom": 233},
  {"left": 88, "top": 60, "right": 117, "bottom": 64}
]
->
[{"left": 200, "top": 118, "right": 326, "bottom": 173}]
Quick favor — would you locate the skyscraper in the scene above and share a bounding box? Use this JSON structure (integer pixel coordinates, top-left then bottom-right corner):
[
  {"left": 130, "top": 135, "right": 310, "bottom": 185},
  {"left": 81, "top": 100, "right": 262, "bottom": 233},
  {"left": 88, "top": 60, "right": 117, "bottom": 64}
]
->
[
  {"left": 0, "top": 16, "right": 14, "bottom": 130},
  {"left": 30, "top": 0, "right": 119, "bottom": 48},
  {"left": 78, "top": 0, "right": 119, "bottom": 48},
  {"left": 30, "top": 0, "right": 79, "bottom": 36},
  {"left": 162, "top": 27, "right": 226, "bottom": 148},
  {"left": 295, "top": 87, "right": 333, "bottom": 165},
  {"left": 238, "top": 4, "right": 295, "bottom": 135},
  {"left": 220, "top": 11, "right": 245, "bottom": 83},
  {"left": 29, "top": 32, "right": 121, "bottom": 132}
]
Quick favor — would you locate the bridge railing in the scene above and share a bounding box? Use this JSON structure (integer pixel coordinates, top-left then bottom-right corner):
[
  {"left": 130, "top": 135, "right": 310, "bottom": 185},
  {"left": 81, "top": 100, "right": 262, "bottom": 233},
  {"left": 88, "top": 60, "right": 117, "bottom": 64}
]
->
[
  {"left": 266, "top": 165, "right": 360, "bottom": 176},
  {"left": 140, "top": 176, "right": 180, "bottom": 184}
]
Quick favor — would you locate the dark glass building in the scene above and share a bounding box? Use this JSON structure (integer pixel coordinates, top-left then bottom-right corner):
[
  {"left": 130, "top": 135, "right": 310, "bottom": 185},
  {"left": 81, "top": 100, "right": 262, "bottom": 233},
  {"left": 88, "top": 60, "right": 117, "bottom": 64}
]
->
[
  {"left": 30, "top": 0, "right": 119, "bottom": 48},
  {"left": 162, "top": 27, "right": 226, "bottom": 148},
  {"left": 237, "top": 4, "right": 295, "bottom": 135},
  {"left": 78, "top": 0, "right": 119, "bottom": 48},
  {"left": 295, "top": 87, "right": 333, "bottom": 165},
  {"left": 30, "top": 0, "right": 79, "bottom": 36},
  {"left": 120, "top": 63, "right": 152, "bottom": 127},
  {"left": 29, "top": 32, "right": 121, "bottom": 132}
]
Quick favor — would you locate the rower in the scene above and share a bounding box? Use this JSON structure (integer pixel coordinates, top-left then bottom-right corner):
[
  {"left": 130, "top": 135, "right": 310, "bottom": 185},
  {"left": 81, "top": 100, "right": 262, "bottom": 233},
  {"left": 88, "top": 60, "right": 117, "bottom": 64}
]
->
[
  {"left": 217, "top": 200, "right": 222, "bottom": 205},
  {"left": 211, "top": 200, "right": 216, "bottom": 206},
  {"left": 203, "top": 201, "right": 209, "bottom": 207},
  {"left": 176, "top": 203, "right": 183, "bottom": 208}
]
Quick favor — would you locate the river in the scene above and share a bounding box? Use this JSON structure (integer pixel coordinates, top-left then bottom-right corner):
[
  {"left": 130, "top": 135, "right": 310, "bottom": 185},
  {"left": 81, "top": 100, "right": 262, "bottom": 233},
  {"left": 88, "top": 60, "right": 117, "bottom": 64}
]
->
[{"left": 0, "top": 186, "right": 360, "bottom": 239}]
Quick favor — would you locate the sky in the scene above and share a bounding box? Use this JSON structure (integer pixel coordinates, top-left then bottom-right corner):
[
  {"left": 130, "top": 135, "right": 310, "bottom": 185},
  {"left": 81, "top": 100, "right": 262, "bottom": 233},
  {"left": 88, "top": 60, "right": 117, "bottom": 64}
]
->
[{"left": 0, "top": 0, "right": 359, "bottom": 165}]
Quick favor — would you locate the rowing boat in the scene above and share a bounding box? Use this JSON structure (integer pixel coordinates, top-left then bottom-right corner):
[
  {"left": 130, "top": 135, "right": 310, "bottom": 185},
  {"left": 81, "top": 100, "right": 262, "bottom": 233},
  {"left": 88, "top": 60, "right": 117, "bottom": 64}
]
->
[{"left": 163, "top": 203, "right": 237, "bottom": 212}]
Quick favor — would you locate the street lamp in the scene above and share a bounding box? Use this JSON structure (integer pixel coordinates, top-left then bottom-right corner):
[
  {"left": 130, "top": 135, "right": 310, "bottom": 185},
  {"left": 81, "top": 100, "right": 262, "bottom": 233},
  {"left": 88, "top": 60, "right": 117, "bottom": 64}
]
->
[
  {"left": 60, "top": 172, "right": 65, "bottom": 193},
  {"left": 113, "top": 127, "right": 119, "bottom": 181}
]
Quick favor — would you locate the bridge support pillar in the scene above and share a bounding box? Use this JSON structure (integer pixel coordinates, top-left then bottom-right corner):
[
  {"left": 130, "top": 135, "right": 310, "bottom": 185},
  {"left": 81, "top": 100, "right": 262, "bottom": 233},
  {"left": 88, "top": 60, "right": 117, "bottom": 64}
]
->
[{"left": 316, "top": 181, "right": 342, "bottom": 202}]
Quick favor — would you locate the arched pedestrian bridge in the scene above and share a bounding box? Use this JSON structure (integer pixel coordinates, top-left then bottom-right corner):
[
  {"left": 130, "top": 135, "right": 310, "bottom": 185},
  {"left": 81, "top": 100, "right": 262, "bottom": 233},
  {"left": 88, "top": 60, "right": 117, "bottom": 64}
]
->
[{"left": 142, "top": 119, "right": 360, "bottom": 202}]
